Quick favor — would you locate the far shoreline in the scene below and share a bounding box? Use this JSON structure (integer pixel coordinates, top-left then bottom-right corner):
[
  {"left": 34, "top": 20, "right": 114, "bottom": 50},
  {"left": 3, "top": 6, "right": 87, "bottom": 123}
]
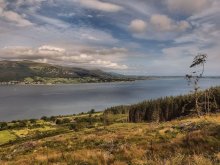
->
[
  {"left": 0, "top": 78, "right": 154, "bottom": 86},
  {"left": 1, "top": 76, "right": 220, "bottom": 86}
]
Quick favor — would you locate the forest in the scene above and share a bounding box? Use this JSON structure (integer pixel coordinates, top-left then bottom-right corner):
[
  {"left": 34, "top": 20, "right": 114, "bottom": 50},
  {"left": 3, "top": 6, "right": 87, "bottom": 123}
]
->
[{"left": 105, "top": 87, "right": 220, "bottom": 122}]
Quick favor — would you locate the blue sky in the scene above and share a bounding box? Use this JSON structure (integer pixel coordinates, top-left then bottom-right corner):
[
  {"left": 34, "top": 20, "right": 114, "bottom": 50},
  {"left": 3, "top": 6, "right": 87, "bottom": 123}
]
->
[{"left": 0, "top": 0, "right": 219, "bottom": 75}]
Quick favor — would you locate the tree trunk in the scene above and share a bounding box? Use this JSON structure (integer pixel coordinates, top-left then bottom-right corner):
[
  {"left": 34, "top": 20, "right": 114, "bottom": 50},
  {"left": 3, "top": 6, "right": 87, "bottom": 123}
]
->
[{"left": 195, "top": 90, "right": 200, "bottom": 117}]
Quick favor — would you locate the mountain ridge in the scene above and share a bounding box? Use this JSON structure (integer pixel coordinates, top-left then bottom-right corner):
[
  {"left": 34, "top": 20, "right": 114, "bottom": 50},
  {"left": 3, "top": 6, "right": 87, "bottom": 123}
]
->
[{"left": 0, "top": 60, "right": 143, "bottom": 84}]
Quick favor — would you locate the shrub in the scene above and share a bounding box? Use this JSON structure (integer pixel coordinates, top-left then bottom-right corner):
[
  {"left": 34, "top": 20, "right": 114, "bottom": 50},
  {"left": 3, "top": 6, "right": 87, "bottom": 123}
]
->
[
  {"left": 63, "top": 118, "right": 71, "bottom": 124},
  {"left": 69, "top": 123, "right": 79, "bottom": 131},
  {"left": 30, "top": 119, "right": 37, "bottom": 124},
  {"left": 41, "top": 116, "right": 49, "bottom": 121},
  {"left": 50, "top": 116, "right": 57, "bottom": 122},
  {"left": 0, "top": 122, "right": 8, "bottom": 130},
  {"left": 88, "top": 109, "right": 95, "bottom": 114},
  {"left": 56, "top": 119, "right": 62, "bottom": 125},
  {"left": 56, "top": 118, "right": 71, "bottom": 125}
]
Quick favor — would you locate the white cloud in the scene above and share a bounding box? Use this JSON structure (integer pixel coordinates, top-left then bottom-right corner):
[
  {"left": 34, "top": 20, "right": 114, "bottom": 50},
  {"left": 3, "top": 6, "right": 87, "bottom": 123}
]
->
[
  {"left": 150, "top": 14, "right": 173, "bottom": 31},
  {"left": 188, "top": 1, "right": 220, "bottom": 23},
  {"left": 0, "top": 0, "right": 33, "bottom": 27},
  {"left": 129, "top": 19, "right": 147, "bottom": 33},
  {"left": 166, "top": 0, "right": 212, "bottom": 15},
  {"left": 90, "top": 59, "right": 128, "bottom": 70},
  {"left": 129, "top": 14, "right": 191, "bottom": 41},
  {"left": 150, "top": 14, "right": 190, "bottom": 32},
  {"left": 78, "top": 28, "right": 118, "bottom": 43},
  {"left": 38, "top": 45, "right": 65, "bottom": 53},
  {"left": 0, "top": 10, "right": 32, "bottom": 27},
  {"left": 78, "top": 0, "right": 123, "bottom": 12},
  {"left": 174, "top": 22, "right": 220, "bottom": 46},
  {"left": 35, "top": 58, "right": 48, "bottom": 63},
  {"left": 59, "top": 54, "right": 92, "bottom": 62},
  {"left": 58, "top": 12, "right": 75, "bottom": 17},
  {"left": 178, "top": 21, "right": 191, "bottom": 31},
  {"left": 0, "top": 1, "right": 6, "bottom": 14}
]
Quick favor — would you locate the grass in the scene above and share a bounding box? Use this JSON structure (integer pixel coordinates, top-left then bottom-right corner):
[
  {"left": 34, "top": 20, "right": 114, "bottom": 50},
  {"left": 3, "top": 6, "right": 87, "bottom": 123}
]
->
[
  {"left": 0, "top": 113, "right": 220, "bottom": 164},
  {"left": 12, "top": 126, "right": 56, "bottom": 138},
  {"left": 0, "top": 130, "right": 17, "bottom": 145}
]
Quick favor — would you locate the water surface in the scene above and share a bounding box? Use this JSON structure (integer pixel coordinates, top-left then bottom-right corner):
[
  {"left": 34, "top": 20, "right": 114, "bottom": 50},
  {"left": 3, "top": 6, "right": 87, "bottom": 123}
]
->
[{"left": 1, "top": 78, "right": 220, "bottom": 121}]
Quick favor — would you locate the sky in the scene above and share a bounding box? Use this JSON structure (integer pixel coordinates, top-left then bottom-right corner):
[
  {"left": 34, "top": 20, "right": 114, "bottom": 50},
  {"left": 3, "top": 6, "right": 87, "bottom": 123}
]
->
[{"left": 0, "top": 0, "right": 219, "bottom": 76}]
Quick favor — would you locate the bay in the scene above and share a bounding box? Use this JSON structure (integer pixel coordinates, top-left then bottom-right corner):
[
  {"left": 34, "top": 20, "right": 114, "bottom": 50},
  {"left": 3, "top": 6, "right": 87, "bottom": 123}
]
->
[{"left": 0, "top": 78, "right": 220, "bottom": 121}]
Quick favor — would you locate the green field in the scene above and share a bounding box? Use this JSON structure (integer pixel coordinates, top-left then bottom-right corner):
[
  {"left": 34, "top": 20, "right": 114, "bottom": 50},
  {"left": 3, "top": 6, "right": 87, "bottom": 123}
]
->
[{"left": 0, "top": 130, "right": 17, "bottom": 145}]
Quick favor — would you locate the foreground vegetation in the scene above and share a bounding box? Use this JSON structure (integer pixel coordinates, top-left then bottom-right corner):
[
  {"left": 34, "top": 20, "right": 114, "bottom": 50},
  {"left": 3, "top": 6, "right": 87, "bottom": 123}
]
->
[{"left": 0, "top": 109, "right": 220, "bottom": 164}]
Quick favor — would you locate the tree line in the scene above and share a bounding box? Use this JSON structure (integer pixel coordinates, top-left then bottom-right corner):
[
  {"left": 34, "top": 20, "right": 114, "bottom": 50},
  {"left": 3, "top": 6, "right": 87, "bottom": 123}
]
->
[
  {"left": 104, "top": 87, "right": 220, "bottom": 123},
  {"left": 129, "top": 87, "right": 220, "bottom": 122}
]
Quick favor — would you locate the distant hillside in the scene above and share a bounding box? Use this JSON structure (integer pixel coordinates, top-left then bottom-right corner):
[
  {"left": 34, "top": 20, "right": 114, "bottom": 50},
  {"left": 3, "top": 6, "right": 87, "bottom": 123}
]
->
[{"left": 0, "top": 60, "right": 141, "bottom": 84}]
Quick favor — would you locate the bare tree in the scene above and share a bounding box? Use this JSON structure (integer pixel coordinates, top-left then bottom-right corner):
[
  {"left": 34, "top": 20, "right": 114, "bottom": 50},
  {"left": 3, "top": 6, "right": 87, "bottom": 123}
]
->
[{"left": 186, "top": 54, "right": 207, "bottom": 116}]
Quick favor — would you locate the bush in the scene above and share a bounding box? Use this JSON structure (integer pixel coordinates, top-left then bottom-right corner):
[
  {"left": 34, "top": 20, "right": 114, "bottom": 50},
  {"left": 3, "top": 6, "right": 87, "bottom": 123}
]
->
[
  {"left": 50, "top": 116, "right": 57, "bottom": 122},
  {"left": 88, "top": 109, "right": 95, "bottom": 114},
  {"left": 30, "top": 119, "right": 37, "bottom": 124},
  {"left": 69, "top": 123, "right": 79, "bottom": 131},
  {"left": 63, "top": 118, "right": 71, "bottom": 124},
  {"left": 17, "top": 121, "right": 27, "bottom": 128},
  {"left": 56, "top": 119, "right": 62, "bottom": 125},
  {"left": 41, "top": 116, "right": 49, "bottom": 121},
  {"left": 0, "top": 122, "right": 8, "bottom": 130},
  {"left": 56, "top": 118, "right": 71, "bottom": 125},
  {"left": 75, "top": 116, "right": 99, "bottom": 123},
  {"left": 69, "top": 122, "right": 88, "bottom": 131}
]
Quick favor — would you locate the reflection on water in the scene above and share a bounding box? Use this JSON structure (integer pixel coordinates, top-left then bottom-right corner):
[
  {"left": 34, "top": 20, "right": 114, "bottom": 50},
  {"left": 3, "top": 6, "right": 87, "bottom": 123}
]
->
[{"left": 0, "top": 78, "right": 220, "bottom": 121}]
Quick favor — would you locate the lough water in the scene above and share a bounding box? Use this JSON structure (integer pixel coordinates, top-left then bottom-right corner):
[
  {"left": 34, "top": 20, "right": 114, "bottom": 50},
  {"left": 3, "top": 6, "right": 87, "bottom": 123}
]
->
[{"left": 0, "top": 78, "right": 220, "bottom": 121}]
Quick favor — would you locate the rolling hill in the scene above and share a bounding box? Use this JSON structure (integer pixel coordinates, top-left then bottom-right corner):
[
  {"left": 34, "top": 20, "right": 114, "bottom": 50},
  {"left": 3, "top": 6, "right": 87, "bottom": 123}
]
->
[{"left": 0, "top": 60, "right": 140, "bottom": 84}]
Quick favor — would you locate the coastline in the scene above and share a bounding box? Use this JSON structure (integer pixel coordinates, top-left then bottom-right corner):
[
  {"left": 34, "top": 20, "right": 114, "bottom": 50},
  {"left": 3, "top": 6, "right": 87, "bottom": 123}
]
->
[{"left": 0, "top": 78, "right": 151, "bottom": 86}]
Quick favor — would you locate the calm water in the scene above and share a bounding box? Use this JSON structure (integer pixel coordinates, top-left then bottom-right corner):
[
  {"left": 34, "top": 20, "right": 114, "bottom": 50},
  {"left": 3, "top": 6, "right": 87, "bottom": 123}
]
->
[{"left": 1, "top": 78, "right": 220, "bottom": 121}]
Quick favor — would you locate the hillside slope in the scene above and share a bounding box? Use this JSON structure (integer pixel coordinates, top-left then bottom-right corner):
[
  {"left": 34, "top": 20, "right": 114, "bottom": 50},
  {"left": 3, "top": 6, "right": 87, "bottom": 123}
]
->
[
  {"left": 0, "top": 60, "right": 136, "bottom": 83},
  {"left": 0, "top": 112, "right": 219, "bottom": 164}
]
